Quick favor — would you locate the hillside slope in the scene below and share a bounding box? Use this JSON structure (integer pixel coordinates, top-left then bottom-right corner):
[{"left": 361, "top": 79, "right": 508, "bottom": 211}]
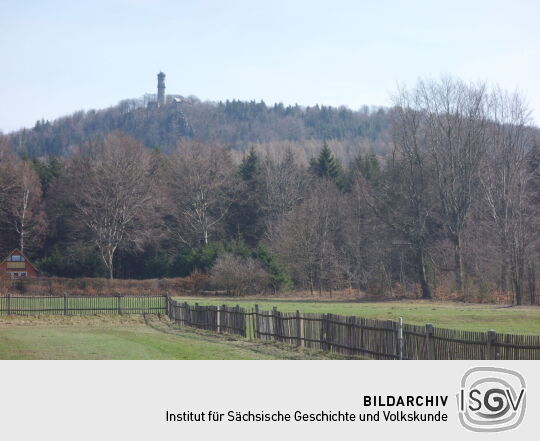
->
[{"left": 6, "top": 96, "right": 391, "bottom": 158}]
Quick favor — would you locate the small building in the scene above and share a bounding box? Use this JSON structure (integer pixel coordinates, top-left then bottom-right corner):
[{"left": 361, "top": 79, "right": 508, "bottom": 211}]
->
[{"left": 0, "top": 249, "right": 38, "bottom": 279}]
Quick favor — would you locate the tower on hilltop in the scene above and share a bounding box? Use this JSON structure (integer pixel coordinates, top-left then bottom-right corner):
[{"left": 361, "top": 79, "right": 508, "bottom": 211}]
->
[{"left": 157, "top": 72, "right": 166, "bottom": 107}]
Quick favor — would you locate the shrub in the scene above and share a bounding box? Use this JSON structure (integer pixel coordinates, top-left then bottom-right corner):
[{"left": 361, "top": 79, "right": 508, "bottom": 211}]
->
[
  {"left": 255, "top": 244, "right": 292, "bottom": 293},
  {"left": 209, "top": 253, "right": 271, "bottom": 296}
]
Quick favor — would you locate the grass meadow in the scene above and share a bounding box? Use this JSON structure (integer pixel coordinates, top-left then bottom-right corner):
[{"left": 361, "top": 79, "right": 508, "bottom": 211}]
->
[
  {"left": 174, "top": 298, "right": 540, "bottom": 335},
  {"left": 1, "top": 296, "right": 538, "bottom": 360},
  {"left": 0, "top": 315, "right": 345, "bottom": 360}
]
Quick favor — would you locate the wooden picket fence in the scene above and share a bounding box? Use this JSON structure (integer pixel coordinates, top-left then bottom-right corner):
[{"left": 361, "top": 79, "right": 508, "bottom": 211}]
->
[
  {"left": 0, "top": 294, "right": 166, "bottom": 316},
  {"left": 1, "top": 294, "right": 538, "bottom": 360},
  {"left": 167, "top": 300, "right": 246, "bottom": 337},
  {"left": 165, "top": 297, "right": 540, "bottom": 360}
]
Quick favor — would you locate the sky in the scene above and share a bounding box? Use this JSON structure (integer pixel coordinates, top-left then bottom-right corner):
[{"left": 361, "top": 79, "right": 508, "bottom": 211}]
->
[{"left": 1, "top": 0, "right": 539, "bottom": 133}]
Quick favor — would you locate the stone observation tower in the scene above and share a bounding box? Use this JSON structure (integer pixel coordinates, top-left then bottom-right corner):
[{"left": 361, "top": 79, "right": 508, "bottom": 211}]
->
[{"left": 157, "top": 71, "right": 166, "bottom": 107}]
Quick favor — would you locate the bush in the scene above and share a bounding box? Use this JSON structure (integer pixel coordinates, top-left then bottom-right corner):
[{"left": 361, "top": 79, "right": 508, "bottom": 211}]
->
[
  {"left": 255, "top": 245, "right": 292, "bottom": 292},
  {"left": 35, "top": 245, "right": 106, "bottom": 278},
  {"left": 209, "top": 253, "right": 271, "bottom": 296},
  {"left": 0, "top": 276, "right": 202, "bottom": 296}
]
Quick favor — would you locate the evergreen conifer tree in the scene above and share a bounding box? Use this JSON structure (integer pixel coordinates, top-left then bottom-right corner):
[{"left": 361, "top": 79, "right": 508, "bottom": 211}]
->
[
  {"left": 239, "top": 147, "right": 261, "bottom": 181},
  {"left": 310, "top": 142, "right": 344, "bottom": 188},
  {"left": 226, "top": 147, "right": 265, "bottom": 245}
]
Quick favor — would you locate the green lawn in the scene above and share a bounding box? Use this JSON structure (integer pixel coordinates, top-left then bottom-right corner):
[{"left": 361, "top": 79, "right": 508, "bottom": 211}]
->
[
  {"left": 175, "top": 298, "right": 540, "bottom": 335},
  {"left": 0, "top": 315, "right": 345, "bottom": 360}
]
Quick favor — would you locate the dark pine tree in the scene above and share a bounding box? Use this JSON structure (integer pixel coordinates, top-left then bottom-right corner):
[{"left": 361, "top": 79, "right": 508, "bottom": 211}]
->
[
  {"left": 239, "top": 146, "right": 261, "bottom": 181},
  {"left": 226, "top": 147, "right": 265, "bottom": 246},
  {"left": 310, "top": 142, "right": 344, "bottom": 188}
]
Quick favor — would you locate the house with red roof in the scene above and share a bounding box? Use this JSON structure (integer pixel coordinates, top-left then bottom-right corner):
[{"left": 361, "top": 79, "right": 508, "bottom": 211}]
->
[{"left": 0, "top": 249, "right": 38, "bottom": 279}]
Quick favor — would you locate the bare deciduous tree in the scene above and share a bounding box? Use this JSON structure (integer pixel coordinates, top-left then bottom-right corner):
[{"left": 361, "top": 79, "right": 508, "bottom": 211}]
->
[
  {"left": 261, "top": 149, "right": 306, "bottom": 243},
  {"left": 68, "top": 133, "right": 157, "bottom": 279},
  {"left": 0, "top": 139, "right": 46, "bottom": 254},
  {"left": 361, "top": 89, "right": 436, "bottom": 299},
  {"left": 272, "top": 180, "right": 343, "bottom": 294},
  {"left": 6, "top": 162, "right": 46, "bottom": 254},
  {"left": 481, "top": 90, "right": 534, "bottom": 304},
  {"left": 344, "top": 174, "right": 394, "bottom": 294},
  {"left": 165, "top": 141, "right": 236, "bottom": 246},
  {"left": 417, "top": 77, "right": 489, "bottom": 295}
]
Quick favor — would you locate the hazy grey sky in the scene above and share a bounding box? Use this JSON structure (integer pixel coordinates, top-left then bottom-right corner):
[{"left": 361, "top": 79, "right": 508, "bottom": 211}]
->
[{"left": 1, "top": 0, "right": 539, "bottom": 132}]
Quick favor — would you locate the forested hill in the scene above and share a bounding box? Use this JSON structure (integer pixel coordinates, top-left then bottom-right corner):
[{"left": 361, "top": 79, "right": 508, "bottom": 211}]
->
[
  {"left": 1, "top": 78, "right": 540, "bottom": 305},
  {"left": 6, "top": 96, "right": 391, "bottom": 158}
]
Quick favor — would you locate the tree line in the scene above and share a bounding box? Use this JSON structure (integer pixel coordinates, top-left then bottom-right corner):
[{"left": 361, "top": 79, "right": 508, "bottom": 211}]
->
[
  {"left": 7, "top": 95, "right": 390, "bottom": 158},
  {"left": 1, "top": 76, "right": 539, "bottom": 303}
]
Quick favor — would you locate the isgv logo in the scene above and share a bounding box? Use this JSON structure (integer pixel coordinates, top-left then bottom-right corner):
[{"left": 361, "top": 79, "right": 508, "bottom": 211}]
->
[{"left": 457, "top": 367, "right": 526, "bottom": 432}]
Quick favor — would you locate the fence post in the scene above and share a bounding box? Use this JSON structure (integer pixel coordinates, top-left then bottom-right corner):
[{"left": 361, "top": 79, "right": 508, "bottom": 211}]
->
[
  {"left": 117, "top": 295, "right": 122, "bottom": 315},
  {"left": 397, "top": 317, "right": 403, "bottom": 360},
  {"left": 185, "top": 302, "right": 191, "bottom": 326},
  {"left": 425, "top": 323, "right": 434, "bottom": 360},
  {"left": 254, "top": 304, "right": 260, "bottom": 339},
  {"left": 217, "top": 305, "right": 221, "bottom": 333},
  {"left": 487, "top": 330, "right": 497, "bottom": 360},
  {"left": 234, "top": 304, "right": 238, "bottom": 334},
  {"left": 236, "top": 304, "right": 245, "bottom": 337},
  {"left": 359, "top": 318, "right": 364, "bottom": 350},
  {"left": 321, "top": 313, "right": 328, "bottom": 351},
  {"left": 296, "top": 310, "right": 302, "bottom": 347},
  {"left": 7, "top": 294, "right": 11, "bottom": 315},
  {"left": 64, "top": 294, "right": 68, "bottom": 316},
  {"left": 169, "top": 297, "right": 175, "bottom": 321},
  {"left": 347, "top": 316, "right": 355, "bottom": 356},
  {"left": 271, "top": 307, "right": 278, "bottom": 342}
]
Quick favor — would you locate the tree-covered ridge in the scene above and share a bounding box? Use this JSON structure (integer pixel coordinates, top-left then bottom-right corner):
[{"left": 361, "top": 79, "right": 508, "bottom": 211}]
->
[
  {"left": 2, "top": 77, "right": 540, "bottom": 305},
  {"left": 6, "top": 97, "right": 390, "bottom": 158}
]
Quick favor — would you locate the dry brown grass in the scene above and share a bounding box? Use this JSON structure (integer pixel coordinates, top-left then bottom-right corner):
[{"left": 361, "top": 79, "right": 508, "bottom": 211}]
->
[
  {"left": 0, "top": 272, "right": 522, "bottom": 305},
  {"left": 0, "top": 314, "right": 147, "bottom": 327}
]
